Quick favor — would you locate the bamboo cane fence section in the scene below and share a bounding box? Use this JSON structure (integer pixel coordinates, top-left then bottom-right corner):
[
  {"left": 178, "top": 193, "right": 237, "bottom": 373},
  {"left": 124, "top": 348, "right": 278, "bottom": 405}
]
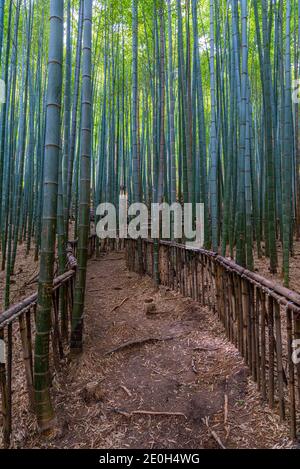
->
[
  {"left": 126, "top": 239, "right": 300, "bottom": 439},
  {"left": 0, "top": 235, "right": 97, "bottom": 447}
]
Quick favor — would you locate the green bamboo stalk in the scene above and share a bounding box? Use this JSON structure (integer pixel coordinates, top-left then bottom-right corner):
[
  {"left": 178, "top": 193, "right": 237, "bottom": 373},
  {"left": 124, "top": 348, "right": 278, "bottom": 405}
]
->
[
  {"left": 34, "top": 0, "right": 64, "bottom": 430},
  {"left": 71, "top": 0, "right": 93, "bottom": 354}
]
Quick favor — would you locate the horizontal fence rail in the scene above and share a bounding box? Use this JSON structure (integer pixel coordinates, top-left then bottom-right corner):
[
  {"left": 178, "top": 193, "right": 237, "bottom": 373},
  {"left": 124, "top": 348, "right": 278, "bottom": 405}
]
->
[
  {"left": 126, "top": 239, "right": 300, "bottom": 440},
  {"left": 0, "top": 235, "right": 97, "bottom": 448}
]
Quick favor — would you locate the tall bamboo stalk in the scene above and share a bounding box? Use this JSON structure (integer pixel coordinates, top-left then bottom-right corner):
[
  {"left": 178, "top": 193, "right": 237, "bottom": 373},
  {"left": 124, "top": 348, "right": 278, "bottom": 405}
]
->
[
  {"left": 71, "top": 0, "right": 93, "bottom": 354},
  {"left": 34, "top": 0, "right": 64, "bottom": 429}
]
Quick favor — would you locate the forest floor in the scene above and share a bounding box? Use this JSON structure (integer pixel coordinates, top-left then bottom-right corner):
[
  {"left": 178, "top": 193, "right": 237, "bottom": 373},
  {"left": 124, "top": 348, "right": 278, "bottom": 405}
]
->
[
  {"left": 254, "top": 241, "right": 300, "bottom": 293},
  {"left": 0, "top": 244, "right": 39, "bottom": 309},
  {"left": 12, "top": 251, "right": 293, "bottom": 449}
]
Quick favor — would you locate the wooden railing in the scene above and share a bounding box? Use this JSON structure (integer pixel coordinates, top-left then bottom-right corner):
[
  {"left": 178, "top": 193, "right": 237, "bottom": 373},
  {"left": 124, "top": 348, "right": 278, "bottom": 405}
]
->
[
  {"left": 126, "top": 239, "right": 300, "bottom": 440},
  {"left": 0, "top": 235, "right": 97, "bottom": 448}
]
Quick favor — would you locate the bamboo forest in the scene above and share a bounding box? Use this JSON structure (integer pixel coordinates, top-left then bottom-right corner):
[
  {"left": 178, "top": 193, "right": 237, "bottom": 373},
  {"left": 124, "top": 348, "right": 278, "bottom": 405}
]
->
[{"left": 1, "top": 0, "right": 300, "bottom": 455}]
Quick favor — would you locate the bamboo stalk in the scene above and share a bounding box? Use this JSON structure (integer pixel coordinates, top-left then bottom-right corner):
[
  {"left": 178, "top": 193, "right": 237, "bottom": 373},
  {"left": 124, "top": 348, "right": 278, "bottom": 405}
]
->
[
  {"left": 261, "top": 292, "right": 267, "bottom": 400},
  {"left": 19, "top": 314, "right": 34, "bottom": 409},
  {"left": 286, "top": 307, "right": 296, "bottom": 439},
  {"left": 274, "top": 301, "right": 285, "bottom": 421},
  {"left": 268, "top": 296, "right": 275, "bottom": 409}
]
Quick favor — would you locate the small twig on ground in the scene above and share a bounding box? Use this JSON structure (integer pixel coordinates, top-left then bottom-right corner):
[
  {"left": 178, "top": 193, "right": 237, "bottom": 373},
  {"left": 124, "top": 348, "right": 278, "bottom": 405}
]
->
[
  {"left": 224, "top": 376, "right": 231, "bottom": 440},
  {"left": 224, "top": 376, "right": 229, "bottom": 426},
  {"left": 27, "top": 275, "right": 39, "bottom": 286},
  {"left": 131, "top": 410, "right": 187, "bottom": 419},
  {"left": 104, "top": 334, "right": 184, "bottom": 356},
  {"left": 109, "top": 297, "right": 129, "bottom": 314},
  {"left": 113, "top": 409, "right": 132, "bottom": 418},
  {"left": 120, "top": 385, "right": 132, "bottom": 397},
  {"left": 191, "top": 358, "right": 198, "bottom": 374},
  {"left": 202, "top": 417, "right": 226, "bottom": 450},
  {"left": 113, "top": 409, "right": 187, "bottom": 420},
  {"left": 24, "top": 268, "right": 39, "bottom": 286}
]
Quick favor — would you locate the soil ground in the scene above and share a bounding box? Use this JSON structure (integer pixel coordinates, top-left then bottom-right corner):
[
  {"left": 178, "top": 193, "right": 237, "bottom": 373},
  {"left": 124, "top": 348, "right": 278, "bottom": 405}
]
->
[
  {"left": 0, "top": 245, "right": 39, "bottom": 309},
  {"left": 14, "top": 251, "right": 292, "bottom": 449}
]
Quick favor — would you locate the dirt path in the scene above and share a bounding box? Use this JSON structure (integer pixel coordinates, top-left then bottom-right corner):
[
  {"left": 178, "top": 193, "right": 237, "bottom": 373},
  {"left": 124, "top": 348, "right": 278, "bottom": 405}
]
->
[{"left": 21, "top": 252, "right": 291, "bottom": 449}]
